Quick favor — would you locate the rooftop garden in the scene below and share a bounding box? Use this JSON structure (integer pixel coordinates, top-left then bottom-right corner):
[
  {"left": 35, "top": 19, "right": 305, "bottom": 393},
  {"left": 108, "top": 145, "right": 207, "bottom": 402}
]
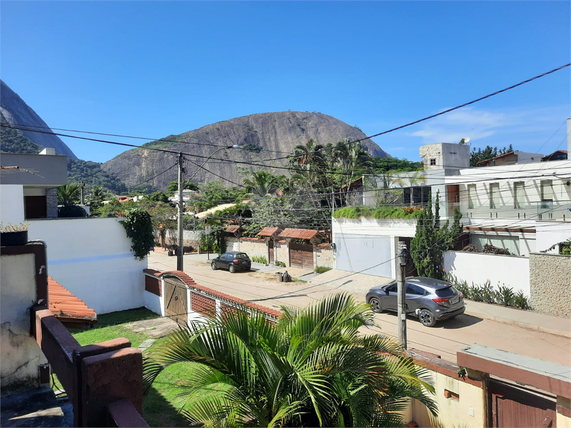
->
[{"left": 333, "top": 206, "right": 424, "bottom": 220}]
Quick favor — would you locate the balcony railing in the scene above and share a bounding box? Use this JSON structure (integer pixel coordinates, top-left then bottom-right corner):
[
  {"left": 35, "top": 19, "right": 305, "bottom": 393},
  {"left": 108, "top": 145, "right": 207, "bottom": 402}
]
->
[
  {"left": 31, "top": 305, "right": 149, "bottom": 427},
  {"left": 462, "top": 200, "right": 571, "bottom": 221}
]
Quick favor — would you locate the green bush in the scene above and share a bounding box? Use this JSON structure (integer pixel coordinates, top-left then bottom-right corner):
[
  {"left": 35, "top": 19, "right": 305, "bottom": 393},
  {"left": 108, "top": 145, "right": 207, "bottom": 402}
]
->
[
  {"left": 333, "top": 206, "right": 424, "bottom": 220},
  {"left": 445, "top": 274, "right": 531, "bottom": 310},
  {"left": 251, "top": 256, "right": 268, "bottom": 264},
  {"left": 314, "top": 266, "right": 332, "bottom": 274},
  {"left": 275, "top": 260, "right": 286, "bottom": 267}
]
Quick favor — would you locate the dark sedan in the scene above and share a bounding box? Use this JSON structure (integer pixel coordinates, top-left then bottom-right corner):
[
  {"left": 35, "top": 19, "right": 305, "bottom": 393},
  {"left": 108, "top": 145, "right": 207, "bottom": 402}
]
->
[
  {"left": 211, "top": 251, "right": 251, "bottom": 273},
  {"left": 366, "top": 277, "right": 465, "bottom": 327}
]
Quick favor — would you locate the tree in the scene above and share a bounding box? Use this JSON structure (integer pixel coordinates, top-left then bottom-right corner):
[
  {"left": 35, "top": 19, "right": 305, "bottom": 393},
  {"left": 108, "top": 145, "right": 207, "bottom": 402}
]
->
[
  {"left": 144, "top": 293, "right": 437, "bottom": 427},
  {"left": 57, "top": 183, "right": 82, "bottom": 205},
  {"left": 87, "top": 186, "right": 111, "bottom": 211},
  {"left": 242, "top": 170, "right": 281, "bottom": 197},
  {"left": 167, "top": 180, "right": 199, "bottom": 194},
  {"left": 410, "top": 191, "right": 463, "bottom": 279},
  {"left": 470, "top": 145, "right": 514, "bottom": 167}
]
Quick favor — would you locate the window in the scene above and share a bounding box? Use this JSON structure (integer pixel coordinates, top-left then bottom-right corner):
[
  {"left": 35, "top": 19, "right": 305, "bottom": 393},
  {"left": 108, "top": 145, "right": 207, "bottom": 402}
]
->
[
  {"left": 430, "top": 158, "right": 436, "bottom": 166},
  {"left": 406, "top": 284, "right": 425, "bottom": 295},
  {"left": 489, "top": 183, "right": 500, "bottom": 209},
  {"left": 514, "top": 182, "right": 525, "bottom": 209},
  {"left": 385, "top": 283, "right": 397, "bottom": 293},
  {"left": 468, "top": 184, "right": 477, "bottom": 209},
  {"left": 541, "top": 180, "right": 553, "bottom": 201}
]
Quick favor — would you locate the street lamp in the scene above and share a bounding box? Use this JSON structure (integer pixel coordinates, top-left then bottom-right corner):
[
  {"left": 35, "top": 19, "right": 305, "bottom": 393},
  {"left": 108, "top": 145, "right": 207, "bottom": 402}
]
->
[{"left": 176, "top": 144, "right": 240, "bottom": 271}]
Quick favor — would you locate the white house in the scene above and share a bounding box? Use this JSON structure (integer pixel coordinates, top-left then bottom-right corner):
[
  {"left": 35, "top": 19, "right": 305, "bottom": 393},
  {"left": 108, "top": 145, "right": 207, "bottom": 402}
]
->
[{"left": 333, "top": 119, "right": 571, "bottom": 297}]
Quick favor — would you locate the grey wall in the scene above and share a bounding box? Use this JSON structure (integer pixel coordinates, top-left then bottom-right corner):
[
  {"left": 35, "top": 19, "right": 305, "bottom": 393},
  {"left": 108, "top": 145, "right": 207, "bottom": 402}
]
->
[
  {"left": 529, "top": 253, "right": 570, "bottom": 318},
  {"left": 0, "top": 153, "right": 67, "bottom": 187},
  {"left": 335, "top": 234, "right": 392, "bottom": 277}
]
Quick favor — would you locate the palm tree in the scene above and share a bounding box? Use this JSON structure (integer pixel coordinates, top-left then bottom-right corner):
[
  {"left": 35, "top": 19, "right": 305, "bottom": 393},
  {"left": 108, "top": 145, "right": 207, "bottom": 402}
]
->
[
  {"left": 143, "top": 293, "right": 437, "bottom": 427},
  {"left": 242, "top": 170, "right": 280, "bottom": 197},
  {"left": 57, "top": 183, "right": 81, "bottom": 205}
]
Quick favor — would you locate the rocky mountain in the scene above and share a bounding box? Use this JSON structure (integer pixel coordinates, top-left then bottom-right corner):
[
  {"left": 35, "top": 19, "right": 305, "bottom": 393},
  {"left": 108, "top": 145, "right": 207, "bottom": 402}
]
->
[
  {"left": 102, "top": 111, "right": 390, "bottom": 190},
  {"left": 0, "top": 80, "right": 77, "bottom": 159}
]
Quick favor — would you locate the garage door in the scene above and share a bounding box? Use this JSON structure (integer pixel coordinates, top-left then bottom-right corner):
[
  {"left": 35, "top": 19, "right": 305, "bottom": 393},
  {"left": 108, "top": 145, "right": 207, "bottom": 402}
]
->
[{"left": 289, "top": 243, "right": 313, "bottom": 269}]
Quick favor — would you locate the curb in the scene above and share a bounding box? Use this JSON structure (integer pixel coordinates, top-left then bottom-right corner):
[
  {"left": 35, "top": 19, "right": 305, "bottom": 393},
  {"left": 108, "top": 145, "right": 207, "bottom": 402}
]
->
[{"left": 464, "top": 309, "right": 571, "bottom": 339}]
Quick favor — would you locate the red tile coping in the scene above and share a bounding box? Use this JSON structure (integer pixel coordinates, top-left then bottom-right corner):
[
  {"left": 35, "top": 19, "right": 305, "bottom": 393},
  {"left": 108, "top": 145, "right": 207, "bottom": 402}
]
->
[
  {"left": 278, "top": 228, "right": 320, "bottom": 240},
  {"left": 48, "top": 276, "right": 97, "bottom": 326},
  {"left": 158, "top": 270, "right": 282, "bottom": 319},
  {"left": 257, "top": 227, "right": 283, "bottom": 237}
]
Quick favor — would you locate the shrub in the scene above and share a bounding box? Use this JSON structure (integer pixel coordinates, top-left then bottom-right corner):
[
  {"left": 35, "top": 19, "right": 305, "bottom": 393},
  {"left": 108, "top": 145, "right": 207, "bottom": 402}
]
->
[
  {"left": 251, "top": 256, "right": 268, "bottom": 264},
  {"left": 483, "top": 243, "right": 511, "bottom": 255},
  {"left": 314, "top": 266, "right": 332, "bottom": 274},
  {"left": 275, "top": 260, "right": 286, "bottom": 267},
  {"left": 513, "top": 291, "right": 531, "bottom": 310},
  {"left": 496, "top": 285, "right": 515, "bottom": 306}
]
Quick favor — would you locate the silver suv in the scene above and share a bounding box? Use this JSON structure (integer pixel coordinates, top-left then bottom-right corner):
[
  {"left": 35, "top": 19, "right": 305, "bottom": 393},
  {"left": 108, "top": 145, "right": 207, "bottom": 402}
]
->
[{"left": 366, "top": 277, "right": 465, "bottom": 327}]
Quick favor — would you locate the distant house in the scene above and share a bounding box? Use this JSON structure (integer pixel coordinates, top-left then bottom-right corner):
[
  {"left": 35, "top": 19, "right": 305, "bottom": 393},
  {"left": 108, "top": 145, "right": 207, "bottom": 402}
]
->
[
  {"left": 476, "top": 150, "right": 543, "bottom": 167},
  {"left": 541, "top": 149, "right": 568, "bottom": 162}
]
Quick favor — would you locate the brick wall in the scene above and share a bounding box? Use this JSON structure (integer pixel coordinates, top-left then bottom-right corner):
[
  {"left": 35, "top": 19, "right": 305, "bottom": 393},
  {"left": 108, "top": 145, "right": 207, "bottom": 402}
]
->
[
  {"left": 191, "top": 293, "right": 216, "bottom": 318},
  {"left": 143, "top": 270, "right": 161, "bottom": 296},
  {"left": 46, "top": 188, "right": 58, "bottom": 218},
  {"left": 529, "top": 253, "right": 571, "bottom": 318}
]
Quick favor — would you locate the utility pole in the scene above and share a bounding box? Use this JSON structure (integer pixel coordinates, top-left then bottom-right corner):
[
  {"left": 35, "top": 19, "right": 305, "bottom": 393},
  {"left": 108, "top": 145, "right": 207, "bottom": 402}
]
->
[
  {"left": 397, "top": 241, "right": 408, "bottom": 349},
  {"left": 177, "top": 153, "right": 184, "bottom": 271}
]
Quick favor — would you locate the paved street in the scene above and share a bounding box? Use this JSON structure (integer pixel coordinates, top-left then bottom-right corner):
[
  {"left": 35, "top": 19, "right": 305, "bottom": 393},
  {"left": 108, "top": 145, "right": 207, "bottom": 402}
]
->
[{"left": 148, "top": 250, "right": 571, "bottom": 367}]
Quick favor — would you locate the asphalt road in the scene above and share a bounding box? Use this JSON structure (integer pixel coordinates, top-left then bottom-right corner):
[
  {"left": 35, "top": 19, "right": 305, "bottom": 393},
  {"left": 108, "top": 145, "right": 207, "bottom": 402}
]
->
[{"left": 148, "top": 251, "right": 571, "bottom": 367}]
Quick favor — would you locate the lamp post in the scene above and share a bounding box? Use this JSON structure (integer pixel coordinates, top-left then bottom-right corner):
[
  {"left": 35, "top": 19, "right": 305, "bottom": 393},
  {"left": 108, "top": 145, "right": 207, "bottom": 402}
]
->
[{"left": 176, "top": 145, "right": 240, "bottom": 271}]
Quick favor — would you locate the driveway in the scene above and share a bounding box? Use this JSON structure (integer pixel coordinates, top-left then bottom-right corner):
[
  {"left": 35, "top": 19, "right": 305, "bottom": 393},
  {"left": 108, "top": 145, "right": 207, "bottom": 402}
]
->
[{"left": 147, "top": 250, "right": 571, "bottom": 366}]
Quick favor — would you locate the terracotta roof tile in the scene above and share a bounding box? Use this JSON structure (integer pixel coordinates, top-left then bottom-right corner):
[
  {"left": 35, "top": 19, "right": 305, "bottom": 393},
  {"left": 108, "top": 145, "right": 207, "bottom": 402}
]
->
[
  {"left": 48, "top": 276, "right": 97, "bottom": 326},
  {"left": 257, "top": 227, "right": 283, "bottom": 237},
  {"left": 278, "top": 228, "right": 319, "bottom": 240},
  {"left": 226, "top": 225, "right": 241, "bottom": 233}
]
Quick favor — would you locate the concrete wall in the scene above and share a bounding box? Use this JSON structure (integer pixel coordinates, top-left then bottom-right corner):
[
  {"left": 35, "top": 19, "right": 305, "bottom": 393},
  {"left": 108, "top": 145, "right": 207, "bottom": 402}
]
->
[
  {"left": 236, "top": 238, "right": 268, "bottom": 259},
  {"left": 558, "top": 396, "right": 571, "bottom": 428},
  {"left": 314, "top": 245, "right": 333, "bottom": 268},
  {"left": 0, "top": 184, "right": 25, "bottom": 225},
  {"left": 0, "top": 253, "right": 47, "bottom": 389},
  {"left": 28, "top": 218, "right": 147, "bottom": 314},
  {"left": 0, "top": 153, "right": 68, "bottom": 187},
  {"left": 536, "top": 222, "right": 571, "bottom": 254},
  {"left": 529, "top": 253, "right": 571, "bottom": 318},
  {"left": 444, "top": 251, "right": 530, "bottom": 295},
  {"left": 405, "top": 370, "right": 485, "bottom": 428}
]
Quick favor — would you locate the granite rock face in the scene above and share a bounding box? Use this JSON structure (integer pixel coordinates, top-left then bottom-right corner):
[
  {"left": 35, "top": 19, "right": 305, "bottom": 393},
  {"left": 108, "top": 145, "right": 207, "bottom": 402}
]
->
[
  {"left": 0, "top": 80, "right": 77, "bottom": 159},
  {"left": 102, "top": 111, "right": 391, "bottom": 189}
]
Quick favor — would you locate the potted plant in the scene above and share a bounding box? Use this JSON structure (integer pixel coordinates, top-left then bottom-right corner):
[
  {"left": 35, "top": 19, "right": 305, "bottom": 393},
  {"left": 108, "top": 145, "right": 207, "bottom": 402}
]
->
[{"left": 0, "top": 222, "right": 29, "bottom": 246}]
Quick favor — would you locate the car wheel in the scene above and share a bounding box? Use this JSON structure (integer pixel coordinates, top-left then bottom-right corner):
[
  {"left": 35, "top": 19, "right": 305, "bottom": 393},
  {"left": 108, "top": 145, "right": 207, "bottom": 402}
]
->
[
  {"left": 418, "top": 309, "right": 436, "bottom": 327},
  {"left": 369, "top": 297, "right": 383, "bottom": 313},
  {"left": 211, "top": 262, "right": 217, "bottom": 270},
  {"left": 229, "top": 265, "right": 236, "bottom": 273}
]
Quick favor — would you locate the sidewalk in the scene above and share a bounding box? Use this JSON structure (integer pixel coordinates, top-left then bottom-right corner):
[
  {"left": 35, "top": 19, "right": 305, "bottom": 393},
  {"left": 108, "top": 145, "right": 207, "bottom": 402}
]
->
[{"left": 147, "top": 249, "right": 571, "bottom": 339}]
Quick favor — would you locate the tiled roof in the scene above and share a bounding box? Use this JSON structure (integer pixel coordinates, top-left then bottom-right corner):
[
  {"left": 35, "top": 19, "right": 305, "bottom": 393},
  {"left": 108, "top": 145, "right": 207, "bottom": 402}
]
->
[
  {"left": 257, "top": 227, "right": 282, "bottom": 237},
  {"left": 48, "top": 276, "right": 97, "bottom": 327},
  {"left": 226, "top": 225, "right": 241, "bottom": 233},
  {"left": 278, "top": 228, "right": 319, "bottom": 240}
]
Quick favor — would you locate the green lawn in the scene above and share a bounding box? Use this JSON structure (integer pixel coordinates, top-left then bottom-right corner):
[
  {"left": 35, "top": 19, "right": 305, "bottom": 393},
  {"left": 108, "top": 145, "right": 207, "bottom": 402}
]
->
[{"left": 55, "top": 307, "right": 194, "bottom": 427}]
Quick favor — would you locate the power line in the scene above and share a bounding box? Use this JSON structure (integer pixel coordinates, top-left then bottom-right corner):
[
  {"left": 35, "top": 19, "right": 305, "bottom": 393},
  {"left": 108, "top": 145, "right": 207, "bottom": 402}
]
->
[{"left": 259, "top": 63, "right": 571, "bottom": 163}]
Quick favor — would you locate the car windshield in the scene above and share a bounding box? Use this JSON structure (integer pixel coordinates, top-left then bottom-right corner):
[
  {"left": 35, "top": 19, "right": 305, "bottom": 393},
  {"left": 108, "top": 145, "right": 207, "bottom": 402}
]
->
[{"left": 435, "top": 286, "right": 459, "bottom": 297}]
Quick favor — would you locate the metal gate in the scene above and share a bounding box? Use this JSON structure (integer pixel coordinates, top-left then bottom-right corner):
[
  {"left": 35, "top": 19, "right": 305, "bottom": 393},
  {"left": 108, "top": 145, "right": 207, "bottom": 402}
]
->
[
  {"left": 489, "top": 379, "right": 556, "bottom": 428},
  {"left": 164, "top": 277, "right": 188, "bottom": 326},
  {"left": 289, "top": 243, "right": 313, "bottom": 269}
]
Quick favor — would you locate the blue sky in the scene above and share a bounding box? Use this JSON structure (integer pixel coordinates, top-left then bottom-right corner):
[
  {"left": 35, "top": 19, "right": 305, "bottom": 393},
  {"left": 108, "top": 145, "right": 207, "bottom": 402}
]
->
[{"left": 1, "top": 1, "right": 570, "bottom": 163}]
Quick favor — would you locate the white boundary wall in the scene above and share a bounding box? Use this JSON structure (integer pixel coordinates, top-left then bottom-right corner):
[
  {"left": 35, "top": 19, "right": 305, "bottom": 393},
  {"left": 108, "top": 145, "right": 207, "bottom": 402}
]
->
[
  {"left": 444, "top": 251, "right": 530, "bottom": 295},
  {"left": 0, "top": 185, "right": 25, "bottom": 225},
  {"left": 28, "top": 218, "right": 147, "bottom": 314}
]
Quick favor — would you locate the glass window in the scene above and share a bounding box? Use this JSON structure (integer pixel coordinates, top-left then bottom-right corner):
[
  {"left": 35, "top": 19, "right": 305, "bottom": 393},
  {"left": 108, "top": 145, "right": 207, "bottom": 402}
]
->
[
  {"left": 489, "top": 183, "right": 500, "bottom": 209},
  {"left": 435, "top": 286, "right": 458, "bottom": 298},
  {"left": 385, "top": 283, "right": 397, "bottom": 293},
  {"left": 514, "top": 182, "right": 525, "bottom": 209},
  {"left": 468, "top": 184, "right": 477, "bottom": 209},
  {"left": 541, "top": 180, "right": 553, "bottom": 201},
  {"left": 406, "top": 284, "right": 425, "bottom": 295}
]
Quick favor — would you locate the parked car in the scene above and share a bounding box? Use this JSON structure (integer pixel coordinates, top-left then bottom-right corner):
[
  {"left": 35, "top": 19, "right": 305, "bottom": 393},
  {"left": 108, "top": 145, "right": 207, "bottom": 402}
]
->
[
  {"left": 211, "top": 251, "right": 252, "bottom": 273},
  {"left": 366, "top": 277, "right": 465, "bottom": 327}
]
